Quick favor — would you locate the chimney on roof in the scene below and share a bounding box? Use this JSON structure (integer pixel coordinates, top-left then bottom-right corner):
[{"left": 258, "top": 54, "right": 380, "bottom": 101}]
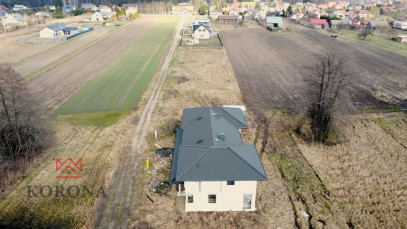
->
[
  {"left": 212, "top": 112, "right": 221, "bottom": 119},
  {"left": 218, "top": 133, "right": 225, "bottom": 141}
]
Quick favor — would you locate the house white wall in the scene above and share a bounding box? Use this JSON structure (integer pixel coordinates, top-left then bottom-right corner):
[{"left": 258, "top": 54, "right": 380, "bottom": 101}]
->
[
  {"left": 193, "top": 26, "right": 210, "bottom": 39},
  {"left": 91, "top": 12, "right": 105, "bottom": 21},
  {"left": 40, "top": 27, "right": 57, "bottom": 38},
  {"left": 184, "top": 181, "right": 257, "bottom": 212}
]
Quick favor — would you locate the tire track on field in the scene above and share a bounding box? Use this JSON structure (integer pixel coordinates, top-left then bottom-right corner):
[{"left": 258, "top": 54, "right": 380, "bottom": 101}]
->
[{"left": 93, "top": 16, "right": 185, "bottom": 229}]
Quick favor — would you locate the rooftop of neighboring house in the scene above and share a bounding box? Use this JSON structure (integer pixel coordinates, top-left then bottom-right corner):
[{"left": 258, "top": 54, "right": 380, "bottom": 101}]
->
[
  {"left": 45, "top": 23, "right": 68, "bottom": 31},
  {"left": 266, "top": 16, "right": 283, "bottom": 24},
  {"left": 169, "top": 107, "right": 267, "bottom": 184},
  {"left": 310, "top": 19, "right": 328, "bottom": 25},
  {"left": 122, "top": 3, "right": 137, "bottom": 8},
  {"left": 368, "top": 21, "right": 389, "bottom": 27},
  {"left": 218, "top": 15, "right": 240, "bottom": 20},
  {"left": 192, "top": 23, "right": 211, "bottom": 33}
]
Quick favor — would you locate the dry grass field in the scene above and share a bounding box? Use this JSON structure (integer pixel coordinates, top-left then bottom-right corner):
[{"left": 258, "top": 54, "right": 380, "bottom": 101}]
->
[
  {"left": 297, "top": 113, "right": 407, "bottom": 228},
  {"left": 1, "top": 15, "right": 407, "bottom": 229},
  {"left": 216, "top": 21, "right": 407, "bottom": 228},
  {"left": 220, "top": 25, "right": 407, "bottom": 110},
  {"left": 127, "top": 47, "right": 300, "bottom": 228},
  {"left": 0, "top": 14, "right": 90, "bottom": 64}
]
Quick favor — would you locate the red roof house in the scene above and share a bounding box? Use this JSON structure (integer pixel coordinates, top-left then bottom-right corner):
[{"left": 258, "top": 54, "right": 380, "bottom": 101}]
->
[{"left": 310, "top": 19, "right": 328, "bottom": 29}]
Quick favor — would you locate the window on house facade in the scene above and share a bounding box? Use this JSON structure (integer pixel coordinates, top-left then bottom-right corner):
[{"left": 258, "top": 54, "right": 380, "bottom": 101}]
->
[
  {"left": 187, "top": 195, "right": 193, "bottom": 203},
  {"left": 227, "top": 181, "right": 235, "bottom": 185},
  {"left": 208, "top": 194, "right": 216, "bottom": 203}
]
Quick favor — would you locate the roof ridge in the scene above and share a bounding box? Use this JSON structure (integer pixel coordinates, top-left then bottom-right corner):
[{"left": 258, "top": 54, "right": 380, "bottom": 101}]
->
[
  {"left": 228, "top": 145, "right": 267, "bottom": 180},
  {"left": 209, "top": 108, "right": 215, "bottom": 146},
  {"left": 177, "top": 147, "right": 211, "bottom": 180},
  {"left": 181, "top": 107, "right": 205, "bottom": 129},
  {"left": 219, "top": 107, "right": 247, "bottom": 128}
]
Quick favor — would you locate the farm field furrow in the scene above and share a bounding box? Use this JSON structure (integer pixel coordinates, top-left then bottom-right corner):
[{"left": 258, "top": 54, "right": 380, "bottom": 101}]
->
[
  {"left": 221, "top": 28, "right": 407, "bottom": 110},
  {"left": 26, "top": 16, "right": 161, "bottom": 112},
  {"left": 56, "top": 17, "right": 180, "bottom": 114},
  {"left": 14, "top": 25, "right": 118, "bottom": 78}
]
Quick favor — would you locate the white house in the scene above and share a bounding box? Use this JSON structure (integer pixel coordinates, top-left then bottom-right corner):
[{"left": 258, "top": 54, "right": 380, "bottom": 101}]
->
[
  {"left": 40, "top": 23, "right": 68, "bottom": 38},
  {"left": 393, "top": 20, "right": 407, "bottom": 30},
  {"left": 3, "top": 13, "right": 25, "bottom": 27},
  {"left": 170, "top": 107, "right": 267, "bottom": 212},
  {"left": 12, "top": 5, "right": 28, "bottom": 12},
  {"left": 100, "top": 6, "right": 112, "bottom": 13},
  {"left": 209, "top": 11, "right": 222, "bottom": 20},
  {"left": 126, "top": 6, "right": 138, "bottom": 17},
  {"left": 35, "top": 11, "right": 51, "bottom": 17},
  {"left": 91, "top": 11, "right": 107, "bottom": 21},
  {"left": 192, "top": 23, "right": 211, "bottom": 39}
]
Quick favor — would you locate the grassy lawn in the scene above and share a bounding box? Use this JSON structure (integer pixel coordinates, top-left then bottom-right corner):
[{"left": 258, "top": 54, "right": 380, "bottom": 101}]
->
[
  {"left": 56, "top": 17, "right": 180, "bottom": 114},
  {"left": 323, "top": 29, "right": 407, "bottom": 57}
]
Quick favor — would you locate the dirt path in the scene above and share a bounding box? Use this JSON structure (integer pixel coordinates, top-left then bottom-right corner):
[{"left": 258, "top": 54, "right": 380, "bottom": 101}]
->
[
  {"left": 26, "top": 17, "right": 157, "bottom": 112},
  {"left": 93, "top": 16, "right": 185, "bottom": 229}
]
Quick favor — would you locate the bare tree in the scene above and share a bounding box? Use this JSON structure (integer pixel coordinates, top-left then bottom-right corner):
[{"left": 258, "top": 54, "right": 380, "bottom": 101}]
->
[
  {"left": 358, "top": 28, "right": 372, "bottom": 40},
  {"left": 306, "top": 51, "right": 349, "bottom": 142},
  {"left": 0, "top": 64, "right": 51, "bottom": 160}
]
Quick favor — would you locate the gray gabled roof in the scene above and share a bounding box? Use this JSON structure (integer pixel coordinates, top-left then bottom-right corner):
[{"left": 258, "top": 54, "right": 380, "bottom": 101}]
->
[
  {"left": 46, "top": 23, "right": 68, "bottom": 32},
  {"left": 170, "top": 107, "right": 267, "bottom": 184},
  {"left": 368, "top": 21, "right": 389, "bottom": 27}
]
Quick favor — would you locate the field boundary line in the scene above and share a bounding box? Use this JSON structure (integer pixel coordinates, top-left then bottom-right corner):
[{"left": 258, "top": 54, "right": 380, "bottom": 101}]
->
[{"left": 23, "top": 21, "right": 140, "bottom": 80}]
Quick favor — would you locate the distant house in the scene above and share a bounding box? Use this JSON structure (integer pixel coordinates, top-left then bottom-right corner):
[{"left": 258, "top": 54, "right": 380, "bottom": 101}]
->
[
  {"left": 209, "top": 11, "right": 222, "bottom": 20},
  {"left": 100, "top": 6, "right": 112, "bottom": 13},
  {"left": 218, "top": 15, "right": 241, "bottom": 23},
  {"left": 40, "top": 23, "right": 69, "bottom": 38},
  {"left": 306, "top": 13, "right": 319, "bottom": 19},
  {"left": 121, "top": 3, "right": 138, "bottom": 9},
  {"left": 298, "top": 17, "right": 311, "bottom": 27},
  {"left": 229, "top": 8, "right": 240, "bottom": 16},
  {"left": 35, "top": 11, "right": 51, "bottom": 17},
  {"left": 350, "top": 23, "right": 363, "bottom": 30},
  {"left": 0, "top": 10, "right": 6, "bottom": 20},
  {"left": 330, "top": 19, "right": 350, "bottom": 29},
  {"left": 367, "top": 21, "right": 389, "bottom": 30},
  {"left": 12, "top": 5, "right": 28, "bottom": 12},
  {"left": 46, "top": 5, "right": 56, "bottom": 10},
  {"left": 81, "top": 3, "right": 97, "bottom": 11},
  {"left": 393, "top": 20, "right": 407, "bottom": 30},
  {"left": 356, "top": 10, "right": 373, "bottom": 19},
  {"left": 91, "top": 11, "right": 107, "bottom": 21},
  {"left": 62, "top": 5, "right": 75, "bottom": 15},
  {"left": 289, "top": 13, "right": 304, "bottom": 20},
  {"left": 264, "top": 16, "right": 283, "bottom": 27},
  {"left": 171, "top": 5, "right": 194, "bottom": 15},
  {"left": 126, "top": 6, "right": 138, "bottom": 17},
  {"left": 310, "top": 19, "right": 328, "bottom": 29},
  {"left": 3, "top": 13, "right": 25, "bottom": 27},
  {"left": 246, "top": 8, "right": 258, "bottom": 16},
  {"left": 169, "top": 107, "right": 267, "bottom": 212},
  {"left": 395, "top": 35, "right": 407, "bottom": 42},
  {"left": 192, "top": 23, "right": 211, "bottom": 39}
]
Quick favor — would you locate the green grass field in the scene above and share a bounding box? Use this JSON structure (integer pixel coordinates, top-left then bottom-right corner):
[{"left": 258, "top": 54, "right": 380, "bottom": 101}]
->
[
  {"left": 56, "top": 17, "right": 180, "bottom": 114},
  {"left": 323, "top": 29, "right": 407, "bottom": 57}
]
